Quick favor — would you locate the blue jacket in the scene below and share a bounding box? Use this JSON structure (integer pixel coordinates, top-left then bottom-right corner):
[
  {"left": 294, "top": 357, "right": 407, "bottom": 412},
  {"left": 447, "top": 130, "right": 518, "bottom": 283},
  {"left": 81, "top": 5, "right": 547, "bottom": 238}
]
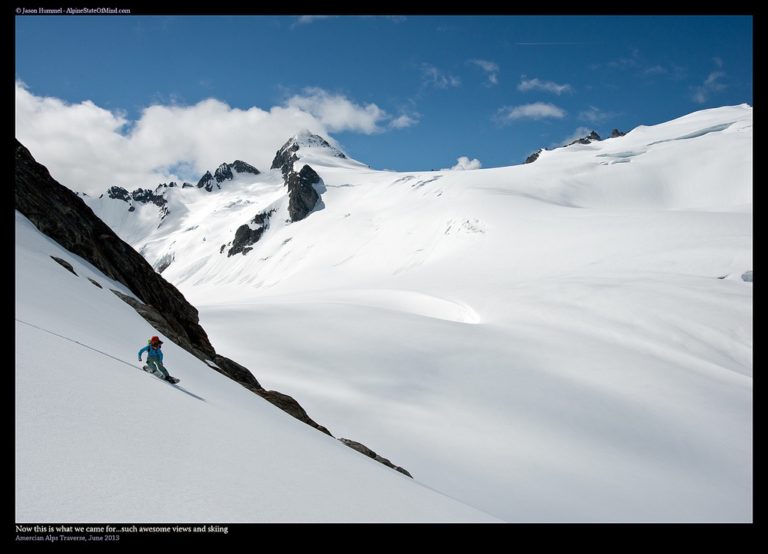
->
[{"left": 138, "top": 344, "right": 163, "bottom": 362}]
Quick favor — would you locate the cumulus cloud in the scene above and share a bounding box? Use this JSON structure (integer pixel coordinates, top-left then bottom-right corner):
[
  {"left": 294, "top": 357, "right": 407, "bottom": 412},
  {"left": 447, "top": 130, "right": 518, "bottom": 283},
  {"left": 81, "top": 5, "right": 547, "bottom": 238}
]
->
[
  {"left": 442, "top": 156, "right": 482, "bottom": 171},
  {"left": 469, "top": 59, "right": 499, "bottom": 86},
  {"left": 389, "top": 113, "right": 419, "bottom": 129},
  {"left": 15, "top": 81, "right": 402, "bottom": 195},
  {"left": 421, "top": 64, "right": 461, "bottom": 89},
  {"left": 285, "top": 87, "right": 388, "bottom": 133},
  {"left": 517, "top": 76, "right": 572, "bottom": 95},
  {"left": 494, "top": 102, "right": 566, "bottom": 124}
]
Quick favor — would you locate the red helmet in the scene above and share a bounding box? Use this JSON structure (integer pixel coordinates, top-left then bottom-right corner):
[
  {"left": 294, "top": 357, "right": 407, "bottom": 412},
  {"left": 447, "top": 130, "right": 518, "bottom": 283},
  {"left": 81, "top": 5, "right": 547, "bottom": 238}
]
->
[{"left": 150, "top": 336, "right": 163, "bottom": 346}]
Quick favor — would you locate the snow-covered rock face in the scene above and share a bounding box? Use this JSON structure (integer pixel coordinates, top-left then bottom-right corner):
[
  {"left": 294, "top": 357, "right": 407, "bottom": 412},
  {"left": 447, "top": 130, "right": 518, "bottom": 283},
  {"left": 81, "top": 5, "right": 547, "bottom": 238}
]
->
[
  {"left": 196, "top": 160, "right": 261, "bottom": 191},
  {"left": 271, "top": 130, "right": 347, "bottom": 176},
  {"left": 567, "top": 130, "right": 602, "bottom": 146}
]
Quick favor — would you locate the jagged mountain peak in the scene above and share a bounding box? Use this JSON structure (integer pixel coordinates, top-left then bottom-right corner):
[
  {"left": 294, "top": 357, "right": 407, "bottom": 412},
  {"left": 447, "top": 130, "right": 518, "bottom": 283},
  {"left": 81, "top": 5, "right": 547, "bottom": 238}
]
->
[
  {"left": 197, "top": 159, "right": 261, "bottom": 191},
  {"left": 271, "top": 130, "right": 347, "bottom": 175}
]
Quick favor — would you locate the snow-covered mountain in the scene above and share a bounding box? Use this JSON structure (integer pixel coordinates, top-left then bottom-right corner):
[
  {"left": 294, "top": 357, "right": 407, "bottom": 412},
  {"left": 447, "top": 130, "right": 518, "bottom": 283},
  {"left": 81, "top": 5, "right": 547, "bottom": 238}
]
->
[
  {"left": 14, "top": 142, "right": 498, "bottom": 522},
  {"left": 62, "top": 105, "right": 753, "bottom": 521}
]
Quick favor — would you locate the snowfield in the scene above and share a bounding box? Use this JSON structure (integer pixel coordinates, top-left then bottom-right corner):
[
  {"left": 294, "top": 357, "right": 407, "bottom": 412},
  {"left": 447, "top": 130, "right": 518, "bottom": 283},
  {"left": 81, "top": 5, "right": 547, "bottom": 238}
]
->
[
  {"left": 24, "top": 104, "right": 751, "bottom": 522},
  {"left": 14, "top": 213, "right": 500, "bottom": 523}
]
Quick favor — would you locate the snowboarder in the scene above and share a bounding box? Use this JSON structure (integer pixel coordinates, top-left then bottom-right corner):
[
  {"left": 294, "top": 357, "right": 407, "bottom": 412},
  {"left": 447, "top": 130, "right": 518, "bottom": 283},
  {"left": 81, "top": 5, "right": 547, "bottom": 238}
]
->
[{"left": 138, "top": 336, "right": 179, "bottom": 383}]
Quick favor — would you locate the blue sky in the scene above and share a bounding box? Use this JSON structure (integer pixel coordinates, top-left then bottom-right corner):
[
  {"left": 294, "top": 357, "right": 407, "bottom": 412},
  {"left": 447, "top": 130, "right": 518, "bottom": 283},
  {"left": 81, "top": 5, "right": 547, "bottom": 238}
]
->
[{"left": 15, "top": 15, "right": 752, "bottom": 191}]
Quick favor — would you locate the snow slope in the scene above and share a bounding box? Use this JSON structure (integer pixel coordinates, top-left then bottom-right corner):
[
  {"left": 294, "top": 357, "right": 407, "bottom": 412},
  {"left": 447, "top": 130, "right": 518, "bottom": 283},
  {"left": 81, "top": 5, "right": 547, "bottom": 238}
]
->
[
  {"left": 85, "top": 105, "right": 752, "bottom": 522},
  {"left": 14, "top": 212, "right": 500, "bottom": 523}
]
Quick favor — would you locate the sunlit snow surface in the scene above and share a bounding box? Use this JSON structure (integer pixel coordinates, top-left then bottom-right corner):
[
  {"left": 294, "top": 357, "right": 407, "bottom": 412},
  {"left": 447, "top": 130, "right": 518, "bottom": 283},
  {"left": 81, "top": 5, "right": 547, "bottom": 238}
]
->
[
  {"left": 15, "top": 213, "right": 500, "bottom": 523},
  {"left": 80, "top": 105, "right": 751, "bottom": 522}
]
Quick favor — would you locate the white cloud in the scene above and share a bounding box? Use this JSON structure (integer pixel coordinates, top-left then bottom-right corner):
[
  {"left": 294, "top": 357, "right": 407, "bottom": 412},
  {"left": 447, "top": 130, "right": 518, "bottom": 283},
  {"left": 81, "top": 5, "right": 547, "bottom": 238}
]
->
[
  {"left": 15, "top": 82, "right": 399, "bottom": 195},
  {"left": 578, "top": 106, "right": 611, "bottom": 124},
  {"left": 692, "top": 69, "right": 727, "bottom": 104},
  {"left": 389, "top": 113, "right": 419, "bottom": 129},
  {"left": 494, "top": 102, "right": 566, "bottom": 124},
  {"left": 517, "top": 76, "right": 572, "bottom": 95},
  {"left": 469, "top": 59, "right": 499, "bottom": 86},
  {"left": 286, "top": 87, "right": 388, "bottom": 134},
  {"left": 421, "top": 64, "right": 461, "bottom": 89},
  {"left": 442, "top": 156, "right": 482, "bottom": 171}
]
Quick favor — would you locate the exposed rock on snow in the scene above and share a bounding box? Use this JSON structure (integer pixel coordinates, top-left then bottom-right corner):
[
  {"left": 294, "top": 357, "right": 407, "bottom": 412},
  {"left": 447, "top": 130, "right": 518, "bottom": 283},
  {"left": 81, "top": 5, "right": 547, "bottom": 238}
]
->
[
  {"left": 340, "top": 438, "right": 412, "bottom": 478},
  {"left": 568, "top": 130, "right": 602, "bottom": 146},
  {"left": 50, "top": 256, "right": 77, "bottom": 276},
  {"left": 271, "top": 140, "right": 300, "bottom": 177},
  {"left": 271, "top": 130, "right": 346, "bottom": 176},
  {"left": 197, "top": 160, "right": 261, "bottom": 191},
  {"left": 610, "top": 128, "right": 626, "bottom": 138},
  {"left": 214, "top": 163, "right": 233, "bottom": 183},
  {"left": 227, "top": 210, "right": 275, "bottom": 257},
  {"left": 231, "top": 160, "right": 261, "bottom": 176},
  {"left": 525, "top": 149, "right": 543, "bottom": 164},
  {"left": 286, "top": 165, "right": 321, "bottom": 222},
  {"left": 132, "top": 187, "right": 167, "bottom": 208},
  {"left": 106, "top": 186, "right": 131, "bottom": 202},
  {"left": 742, "top": 270, "right": 753, "bottom": 282},
  {"left": 197, "top": 170, "right": 216, "bottom": 191},
  {"left": 255, "top": 389, "right": 332, "bottom": 436}
]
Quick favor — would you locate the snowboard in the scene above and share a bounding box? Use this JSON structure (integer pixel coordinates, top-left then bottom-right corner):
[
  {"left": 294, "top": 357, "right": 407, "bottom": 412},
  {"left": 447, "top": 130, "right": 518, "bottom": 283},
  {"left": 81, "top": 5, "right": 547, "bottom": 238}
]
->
[{"left": 142, "top": 365, "right": 180, "bottom": 384}]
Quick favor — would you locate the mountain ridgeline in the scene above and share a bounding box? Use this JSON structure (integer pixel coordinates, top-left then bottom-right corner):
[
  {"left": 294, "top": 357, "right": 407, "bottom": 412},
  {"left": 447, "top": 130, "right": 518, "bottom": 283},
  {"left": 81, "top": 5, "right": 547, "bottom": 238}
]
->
[{"left": 91, "top": 132, "right": 334, "bottom": 265}]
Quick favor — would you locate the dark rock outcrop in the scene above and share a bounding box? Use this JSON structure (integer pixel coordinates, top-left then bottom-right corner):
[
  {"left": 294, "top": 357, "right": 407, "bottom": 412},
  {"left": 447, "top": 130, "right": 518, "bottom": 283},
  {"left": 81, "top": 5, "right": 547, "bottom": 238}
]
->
[
  {"left": 106, "top": 186, "right": 131, "bottom": 202},
  {"left": 132, "top": 188, "right": 167, "bottom": 208},
  {"left": 88, "top": 278, "right": 103, "bottom": 288},
  {"left": 568, "top": 130, "right": 601, "bottom": 146},
  {"left": 525, "top": 149, "right": 543, "bottom": 164},
  {"left": 228, "top": 225, "right": 261, "bottom": 257},
  {"left": 254, "top": 389, "right": 332, "bottom": 436},
  {"left": 339, "top": 439, "right": 412, "bottom": 478},
  {"left": 195, "top": 161, "right": 260, "bottom": 191},
  {"left": 285, "top": 165, "right": 321, "bottom": 222},
  {"left": 51, "top": 256, "right": 77, "bottom": 276},
  {"left": 271, "top": 141, "right": 300, "bottom": 177},
  {"left": 214, "top": 163, "right": 233, "bottom": 183},
  {"left": 226, "top": 210, "right": 275, "bottom": 257},
  {"left": 231, "top": 160, "right": 260, "bottom": 176},
  {"left": 155, "top": 181, "right": 177, "bottom": 192},
  {"left": 16, "top": 139, "right": 216, "bottom": 360},
  {"left": 610, "top": 128, "right": 626, "bottom": 138},
  {"left": 196, "top": 170, "right": 216, "bottom": 191}
]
